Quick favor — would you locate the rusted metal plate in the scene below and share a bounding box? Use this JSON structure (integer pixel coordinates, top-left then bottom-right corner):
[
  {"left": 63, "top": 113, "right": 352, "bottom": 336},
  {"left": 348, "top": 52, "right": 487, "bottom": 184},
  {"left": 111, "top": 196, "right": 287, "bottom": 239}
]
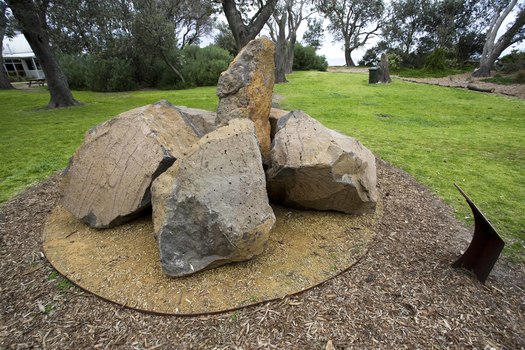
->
[{"left": 452, "top": 184, "right": 505, "bottom": 284}]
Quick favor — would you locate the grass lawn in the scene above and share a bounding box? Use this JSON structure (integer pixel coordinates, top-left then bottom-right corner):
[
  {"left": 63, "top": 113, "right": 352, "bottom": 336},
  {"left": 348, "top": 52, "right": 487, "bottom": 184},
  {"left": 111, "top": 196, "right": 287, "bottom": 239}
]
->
[{"left": 1, "top": 71, "right": 524, "bottom": 261}]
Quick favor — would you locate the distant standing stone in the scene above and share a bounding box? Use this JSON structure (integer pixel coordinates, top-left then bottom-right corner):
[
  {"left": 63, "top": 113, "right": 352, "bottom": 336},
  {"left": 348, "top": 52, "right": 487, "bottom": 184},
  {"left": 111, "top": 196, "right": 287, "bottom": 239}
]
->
[
  {"left": 61, "top": 100, "right": 199, "bottom": 228},
  {"left": 267, "top": 110, "right": 378, "bottom": 214},
  {"left": 378, "top": 53, "right": 391, "bottom": 84},
  {"left": 216, "top": 37, "right": 275, "bottom": 164},
  {"left": 151, "top": 119, "right": 275, "bottom": 277}
]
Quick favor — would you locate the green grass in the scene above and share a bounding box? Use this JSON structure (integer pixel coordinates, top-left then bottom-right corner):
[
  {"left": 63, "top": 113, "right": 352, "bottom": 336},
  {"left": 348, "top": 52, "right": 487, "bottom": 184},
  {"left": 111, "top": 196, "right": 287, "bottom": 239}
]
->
[
  {"left": 0, "top": 87, "right": 218, "bottom": 204},
  {"left": 396, "top": 66, "right": 473, "bottom": 78},
  {"left": 275, "top": 71, "right": 525, "bottom": 261},
  {"left": 1, "top": 72, "right": 524, "bottom": 261}
]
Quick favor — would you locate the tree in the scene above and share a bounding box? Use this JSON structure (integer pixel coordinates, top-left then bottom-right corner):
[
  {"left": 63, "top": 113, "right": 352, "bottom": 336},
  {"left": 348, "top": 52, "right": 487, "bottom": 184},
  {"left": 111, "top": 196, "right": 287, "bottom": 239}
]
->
[
  {"left": 46, "top": 0, "right": 135, "bottom": 55},
  {"left": 318, "top": 0, "right": 384, "bottom": 67},
  {"left": 7, "top": 0, "right": 78, "bottom": 107},
  {"left": 381, "top": 0, "right": 428, "bottom": 57},
  {"left": 214, "top": 21, "right": 238, "bottom": 56},
  {"left": 220, "top": 0, "right": 277, "bottom": 50},
  {"left": 171, "top": 0, "right": 215, "bottom": 48},
  {"left": 266, "top": 0, "right": 315, "bottom": 82},
  {"left": 303, "top": 17, "right": 325, "bottom": 51},
  {"left": 132, "top": 0, "right": 187, "bottom": 82},
  {"left": 0, "top": 1, "right": 14, "bottom": 89},
  {"left": 473, "top": 0, "right": 525, "bottom": 77}
]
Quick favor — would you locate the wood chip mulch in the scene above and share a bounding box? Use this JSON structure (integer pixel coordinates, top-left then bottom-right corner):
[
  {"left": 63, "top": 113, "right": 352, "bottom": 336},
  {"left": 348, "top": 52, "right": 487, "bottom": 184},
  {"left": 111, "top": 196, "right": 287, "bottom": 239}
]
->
[{"left": 1, "top": 159, "right": 524, "bottom": 350}]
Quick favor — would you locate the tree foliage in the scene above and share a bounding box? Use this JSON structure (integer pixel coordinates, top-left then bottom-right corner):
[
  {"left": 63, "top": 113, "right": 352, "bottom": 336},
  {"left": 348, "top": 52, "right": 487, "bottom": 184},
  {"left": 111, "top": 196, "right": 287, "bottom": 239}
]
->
[
  {"left": 302, "top": 17, "right": 324, "bottom": 51},
  {"left": 317, "top": 0, "right": 384, "bottom": 66},
  {"left": 366, "top": 0, "right": 499, "bottom": 69},
  {"left": 39, "top": 0, "right": 218, "bottom": 90},
  {"left": 214, "top": 21, "right": 238, "bottom": 56},
  {"left": 293, "top": 43, "right": 328, "bottom": 71}
]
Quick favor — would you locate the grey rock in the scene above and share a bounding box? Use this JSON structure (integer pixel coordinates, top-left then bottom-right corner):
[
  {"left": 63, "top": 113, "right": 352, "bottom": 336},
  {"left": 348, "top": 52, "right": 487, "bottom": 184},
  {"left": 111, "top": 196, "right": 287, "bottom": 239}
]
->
[
  {"left": 173, "top": 106, "right": 219, "bottom": 137},
  {"left": 151, "top": 118, "right": 275, "bottom": 277},
  {"left": 267, "top": 110, "right": 378, "bottom": 214},
  {"left": 61, "top": 100, "right": 199, "bottom": 228}
]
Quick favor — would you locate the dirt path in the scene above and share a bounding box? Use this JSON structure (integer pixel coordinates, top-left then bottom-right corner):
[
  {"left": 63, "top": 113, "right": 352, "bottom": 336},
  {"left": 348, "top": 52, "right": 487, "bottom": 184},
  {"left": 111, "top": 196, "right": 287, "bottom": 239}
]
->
[
  {"left": 1, "top": 160, "right": 524, "bottom": 349},
  {"left": 328, "top": 67, "right": 525, "bottom": 99}
]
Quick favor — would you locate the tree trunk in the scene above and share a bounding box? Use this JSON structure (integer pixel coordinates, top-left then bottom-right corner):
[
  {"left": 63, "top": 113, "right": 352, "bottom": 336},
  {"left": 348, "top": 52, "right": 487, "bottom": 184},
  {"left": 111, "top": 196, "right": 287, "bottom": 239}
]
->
[
  {"left": 284, "top": 32, "right": 296, "bottom": 74},
  {"left": 7, "top": 0, "right": 79, "bottom": 108},
  {"left": 344, "top": 45, "right": 355, "bottom": 67},
  {"left": 222, "top": 0, "right": 277, "bottom": 50},
  {"left": 472, "top": 0, "right": 525, "bottom": 78},
  {"left": 0, "top": 2, "right": 14, "bottom": 89},
  {"left": 472, "top": 57, "right": 494, "bottom": 77},
  {"left": 159, "top": 49, "right": 185, "bottom": 83},
  {"left": 274, "top": 13, "right": 288, "bottom": 83}
]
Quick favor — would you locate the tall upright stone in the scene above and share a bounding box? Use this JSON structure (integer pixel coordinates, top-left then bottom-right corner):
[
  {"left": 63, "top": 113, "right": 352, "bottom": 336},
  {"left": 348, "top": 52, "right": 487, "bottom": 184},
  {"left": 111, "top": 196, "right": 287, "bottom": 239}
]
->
[
  {"left": 61, "top": 100, "right": 199, "bottom": 228},
  {"left": 378, "top": 53, "right": 391, "bottom": 84},
  {"left": 152, "top": 119, "right": 275, "bottom": 277},
  {"left": 216, "top": 37, "right": 275, "bottom": 163}
]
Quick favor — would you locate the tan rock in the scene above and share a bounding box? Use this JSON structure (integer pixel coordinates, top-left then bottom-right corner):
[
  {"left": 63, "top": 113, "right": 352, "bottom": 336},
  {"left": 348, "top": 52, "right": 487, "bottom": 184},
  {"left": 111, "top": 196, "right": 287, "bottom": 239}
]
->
[
  {"left": 61, "top": 100, "right": 199, "bottom": 228},
  {"left": 269, "top": 108, "right": 290, "bottom": 140},
  {"left": 267, "top": 110, "right": 378, "bottom": 214},
  {"left": 151, "top": 119, "right": 275, "bottom": 277},
  {"left": 216, "top": 37, "right": 275, "bottom": 163}
]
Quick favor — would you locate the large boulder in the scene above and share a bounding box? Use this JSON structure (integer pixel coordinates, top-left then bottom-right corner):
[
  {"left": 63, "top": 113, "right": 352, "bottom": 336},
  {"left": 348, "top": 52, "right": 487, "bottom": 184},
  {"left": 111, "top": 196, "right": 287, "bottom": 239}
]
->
[
  {"left": 266, "top": 110, "right": 378, "bottom": 214},
  {"left": 216, "top": 37, "right": 275, "bottom": 163},
  {"left": 151, "top": 118, "right": 275, "bottom": 277},
  {"left": 61, "top": 100, "right": 199, "bottom": 228},
  {"left": 174, "top": 106, "right": 219, "bottom": 137}
]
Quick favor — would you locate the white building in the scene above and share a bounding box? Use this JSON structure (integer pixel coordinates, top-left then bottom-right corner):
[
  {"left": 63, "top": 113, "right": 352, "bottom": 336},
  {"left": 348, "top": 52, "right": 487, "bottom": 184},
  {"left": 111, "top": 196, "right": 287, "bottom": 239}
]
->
[{"left": 2, "top": 32, "right": 45, "bottom": 80}]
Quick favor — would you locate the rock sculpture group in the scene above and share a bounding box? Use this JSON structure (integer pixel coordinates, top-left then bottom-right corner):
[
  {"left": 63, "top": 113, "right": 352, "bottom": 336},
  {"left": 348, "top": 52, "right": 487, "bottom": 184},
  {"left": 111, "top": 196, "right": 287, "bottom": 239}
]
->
[{"left": 61, "top": 37, "right": 378, "bottom": 277}]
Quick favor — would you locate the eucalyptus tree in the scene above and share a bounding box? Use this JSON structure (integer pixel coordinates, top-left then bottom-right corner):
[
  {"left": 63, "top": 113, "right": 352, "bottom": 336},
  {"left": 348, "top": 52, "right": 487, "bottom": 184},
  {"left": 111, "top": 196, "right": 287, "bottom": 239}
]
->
[
  {"left": 219, "top": 0, "right": 277, "bottom": 50},
  {"left": 7, "top": 0, "right": 79, "bottom": 107},
  {"left": 46, "top": 0, "right": 134, "bottom": 56},
  {"left": 214, "top": 21, "right": 238, "bottom": 56},
  {"left": 473, "top": 0, "right": 525, "bottom": 77},
  {"left": 0, "top": 1, "right": 13, "bottom": 89},
  {"left": 267, "top": 0, "right": 316, "bottom": 82},
  {"left": 302, "top": 17, "right": 325, "bottom": 50},
  {"left": 317, "top": 0, "right": 384, "bottom": 67},
  {"left": 381, "top": 0, "right": 428, "bottom": 57}
]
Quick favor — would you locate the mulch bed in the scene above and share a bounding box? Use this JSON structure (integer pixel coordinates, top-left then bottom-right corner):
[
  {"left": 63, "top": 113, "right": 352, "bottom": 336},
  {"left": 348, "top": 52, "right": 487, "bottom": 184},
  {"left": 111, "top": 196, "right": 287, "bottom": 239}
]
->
[{"left": 1, "top": 159, "right": 524, "bottom": 349}]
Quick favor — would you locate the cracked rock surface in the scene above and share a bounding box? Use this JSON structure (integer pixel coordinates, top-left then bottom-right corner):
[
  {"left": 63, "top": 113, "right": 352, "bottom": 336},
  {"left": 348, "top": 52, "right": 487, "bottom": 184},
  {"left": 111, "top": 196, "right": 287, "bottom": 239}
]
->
[
  {"left": 151, "top": 119, "right": 275, "bottom": 277},
  {"left": 61, "top": 100, "right": 199, "bottom": 228},
  {"left": 267, "top": 110, "right": 378, "bottom": 214}
]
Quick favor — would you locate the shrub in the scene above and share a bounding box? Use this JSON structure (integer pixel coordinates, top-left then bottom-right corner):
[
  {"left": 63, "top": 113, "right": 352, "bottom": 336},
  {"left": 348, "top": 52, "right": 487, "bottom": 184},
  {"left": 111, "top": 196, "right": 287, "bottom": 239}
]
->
[
  {"left": 181, "top": 45, "right": 232, "bottom": 87},
  {"left": 60, "top": 54, "right": 137, "bottom": 92},
  {"left": 59, "top": 54, "right": 89, "bottom": 89},
  {"left": 500, "top": 50, "right": 525, "bottom": 73},
  {"left": 359, "top": 48, "right": 380, "bottom": 66},
  {"left": 386, "top": 52, "right": 402, "bottom": 71},
  {"left": 293, "top": 44, "right": 328, "bottom": 71},
  {"left": 86, "top": 57, "right": 137, "bottom": 92},
  {"left": 424, "top": 48, "right": 447, "bottom": 71},
  {"left": 514, "top": 69, "right": 525, "bottom": 84}
]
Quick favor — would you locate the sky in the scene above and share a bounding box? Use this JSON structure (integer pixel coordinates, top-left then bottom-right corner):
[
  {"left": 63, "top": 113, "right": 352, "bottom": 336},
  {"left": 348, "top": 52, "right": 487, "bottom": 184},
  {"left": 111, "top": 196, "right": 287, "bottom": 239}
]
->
[
  {"left": 219, "top": 2, "right": 525, "bottom": 67},
  {"left": 300, "top": 6, "right": 525, "bottom": 66}
]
